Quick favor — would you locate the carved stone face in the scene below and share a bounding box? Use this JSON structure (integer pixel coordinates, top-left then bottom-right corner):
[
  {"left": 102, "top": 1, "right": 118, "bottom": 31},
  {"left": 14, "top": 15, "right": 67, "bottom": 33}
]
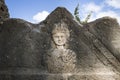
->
[{"left": 53, "top": 32, "right": 67, "bottom": 46}]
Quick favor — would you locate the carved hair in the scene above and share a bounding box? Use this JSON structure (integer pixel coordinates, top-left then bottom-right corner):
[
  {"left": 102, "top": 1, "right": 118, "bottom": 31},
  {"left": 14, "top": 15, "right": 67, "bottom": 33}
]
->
[
  {"left": 51, "top": 22, "right": 70, "bottom": 49},
  {"left": 52, "top": 22, "right": 70, "bottom": 38}
]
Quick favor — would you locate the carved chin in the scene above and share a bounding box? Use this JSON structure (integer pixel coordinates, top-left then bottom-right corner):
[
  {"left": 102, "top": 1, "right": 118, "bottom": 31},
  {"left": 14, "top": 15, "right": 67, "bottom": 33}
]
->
[
  {"left": 55, "top": 41, "right": 66, "bottom": 46},
  {"left": 56, "top": 43, "right": 65, "bottom": 46}
]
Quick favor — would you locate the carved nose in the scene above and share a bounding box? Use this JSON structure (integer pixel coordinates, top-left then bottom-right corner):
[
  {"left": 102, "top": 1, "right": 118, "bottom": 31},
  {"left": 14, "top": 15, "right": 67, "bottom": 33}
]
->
[
  {"left": 58, "top": 40, "right": 61, "bottom": 42},
  {"left": 58, "top": 37, "right": 62, "bottom": 40}
]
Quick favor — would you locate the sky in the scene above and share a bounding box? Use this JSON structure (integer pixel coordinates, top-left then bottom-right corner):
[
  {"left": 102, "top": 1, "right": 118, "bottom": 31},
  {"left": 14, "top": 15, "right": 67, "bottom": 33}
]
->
[{"left": 5, "top": 0, "right": 120, "bottom": 24}]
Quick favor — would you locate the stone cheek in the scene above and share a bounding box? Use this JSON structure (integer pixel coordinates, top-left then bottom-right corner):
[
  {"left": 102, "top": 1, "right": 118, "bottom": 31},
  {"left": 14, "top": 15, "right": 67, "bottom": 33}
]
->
[{"left": 45, "top": 49, "right": 76, "bottom": 73}]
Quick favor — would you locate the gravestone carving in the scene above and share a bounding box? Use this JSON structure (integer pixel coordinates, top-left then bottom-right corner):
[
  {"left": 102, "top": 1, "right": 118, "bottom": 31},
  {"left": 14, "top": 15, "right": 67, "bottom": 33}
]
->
[
  {"left": 0, "top": 1, "right": 120, "bottom": 80},
  {"left": 45, "top": 22, "right": 76, "bottom": 73}
]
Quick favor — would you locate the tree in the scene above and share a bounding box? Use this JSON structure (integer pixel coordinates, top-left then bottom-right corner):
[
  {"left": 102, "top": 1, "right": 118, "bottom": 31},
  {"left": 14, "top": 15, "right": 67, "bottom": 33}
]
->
[
  {"left": 74, "top": 4, "right": 92, "bottom": 25},
  {"left": 74, "top": 4, "right": 81, "bottom": 24}
]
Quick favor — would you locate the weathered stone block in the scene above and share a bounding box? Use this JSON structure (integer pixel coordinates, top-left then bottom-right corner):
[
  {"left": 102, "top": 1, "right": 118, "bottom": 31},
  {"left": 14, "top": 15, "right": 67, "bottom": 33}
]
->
[{"left": 0, "top": 3, "right": 120, "bottom": 80}]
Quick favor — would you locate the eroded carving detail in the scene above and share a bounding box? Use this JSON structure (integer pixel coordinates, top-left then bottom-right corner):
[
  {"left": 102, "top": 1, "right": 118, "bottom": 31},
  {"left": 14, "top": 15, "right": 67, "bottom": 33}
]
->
[{"left": 45, "top": 22, "right": 76, "bottom": 73}]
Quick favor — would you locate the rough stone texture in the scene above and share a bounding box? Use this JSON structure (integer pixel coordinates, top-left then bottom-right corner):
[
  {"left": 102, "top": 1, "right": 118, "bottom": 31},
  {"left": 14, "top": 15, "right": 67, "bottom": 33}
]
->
[
  {"left": 45, "top": 49, "right": 76, "bottom": 73},
  {"left": 0, "top": 0, "right": 9, "bottom": 23},
  {"left": 0, "top": 6, "right": 120, "bottom": 80}
]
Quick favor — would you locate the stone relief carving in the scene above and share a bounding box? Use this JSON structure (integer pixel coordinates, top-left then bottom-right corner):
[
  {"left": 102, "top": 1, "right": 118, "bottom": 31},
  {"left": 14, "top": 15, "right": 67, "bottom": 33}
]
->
[{"left": 45, "top": 22, "right": 77, "bottom": 73}]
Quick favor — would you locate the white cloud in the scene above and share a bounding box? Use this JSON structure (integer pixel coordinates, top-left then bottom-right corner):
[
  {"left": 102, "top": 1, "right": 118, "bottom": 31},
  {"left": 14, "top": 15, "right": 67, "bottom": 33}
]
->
[
  {"left": 89, "top": 10, "right": 120, "bottom": 24},
  {"left": 82, "top": 2, "right": 102, "bottom": 13},
  {"left": 80, "top": 2, "right": 103, "bottom": 22},
  {"left": 80, "top": 2, "right": 120, "bottom": 24},
  {"left": 96, "top": 11, "right": 118, "bottom": 18},
  {"left": 33, "top": 11, "right": 49, "bottom": 23},
  {"left": 105, "top": 0, "right": 120, "bottom": 8}
]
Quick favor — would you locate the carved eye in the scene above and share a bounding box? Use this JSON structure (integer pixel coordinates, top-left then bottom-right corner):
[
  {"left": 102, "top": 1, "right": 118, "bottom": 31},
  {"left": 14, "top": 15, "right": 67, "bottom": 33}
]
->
[
  {"left": 61, "top": 36, "right": 63, "bottom": 38},
  {"left": 54, "top": 35, "right": 59, "bottom": 38}
]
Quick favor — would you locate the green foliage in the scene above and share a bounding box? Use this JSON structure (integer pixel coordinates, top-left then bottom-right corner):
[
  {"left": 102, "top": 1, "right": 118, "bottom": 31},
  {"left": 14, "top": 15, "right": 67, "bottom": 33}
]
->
[
  {"left": 84, "top": 11, "right": 93, "bottom": 24},
  {"left": 74, "top": 4, "right": 92, "bottom": 24},
  {"left": 74, "top": 4, "right": 82, "bottom": 24}
]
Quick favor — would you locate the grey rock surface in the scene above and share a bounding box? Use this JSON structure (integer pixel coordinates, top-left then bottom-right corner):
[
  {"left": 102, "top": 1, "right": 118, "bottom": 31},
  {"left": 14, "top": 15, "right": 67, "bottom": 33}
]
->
[
  {"left": 0, "top": 0, "right": 9, "bottom": 23},
  {"left": 0, "top": 6, "right": 120, "bottom": 80}
]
